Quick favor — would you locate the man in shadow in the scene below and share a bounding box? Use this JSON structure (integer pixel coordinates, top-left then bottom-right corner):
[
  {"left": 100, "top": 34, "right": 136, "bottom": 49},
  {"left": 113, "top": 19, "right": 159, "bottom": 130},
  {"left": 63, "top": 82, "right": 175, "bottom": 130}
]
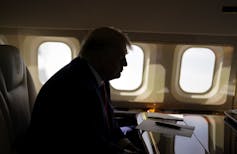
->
[{"left": 22, "top": 27, "right": 146, "bottom": 154}]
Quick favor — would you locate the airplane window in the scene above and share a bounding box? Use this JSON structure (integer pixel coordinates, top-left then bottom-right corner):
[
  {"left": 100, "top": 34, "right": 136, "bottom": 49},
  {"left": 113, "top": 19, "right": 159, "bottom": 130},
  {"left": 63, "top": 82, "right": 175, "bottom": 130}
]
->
[
  {"left": 179, "top": 47, "right": 215, "bottom": 93},
  {"left": 110, "top": 45, "right": 144, "bottom": 91},
  {"left": 38, "top": 42, "right": 72, "bottom": 84}
]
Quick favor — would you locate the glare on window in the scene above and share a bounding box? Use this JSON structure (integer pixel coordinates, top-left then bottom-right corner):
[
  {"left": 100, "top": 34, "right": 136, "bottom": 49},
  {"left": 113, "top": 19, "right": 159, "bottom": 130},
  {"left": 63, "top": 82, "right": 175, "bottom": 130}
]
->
[
  {"left": 110, "top": 45, "right": 144, "bottom": 91},
  {"left": 179, "top": 47, "right": 215, "bottom": 93},
  {"left": 38, "top": 42, "right": 72, "bottom": 84}
]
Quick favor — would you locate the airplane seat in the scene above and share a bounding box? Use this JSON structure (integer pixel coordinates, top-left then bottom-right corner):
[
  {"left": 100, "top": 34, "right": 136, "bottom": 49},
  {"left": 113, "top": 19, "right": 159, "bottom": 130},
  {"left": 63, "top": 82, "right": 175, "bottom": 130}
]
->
[{"left": 0, "top": 45, "right": 37, "bottom": 154}]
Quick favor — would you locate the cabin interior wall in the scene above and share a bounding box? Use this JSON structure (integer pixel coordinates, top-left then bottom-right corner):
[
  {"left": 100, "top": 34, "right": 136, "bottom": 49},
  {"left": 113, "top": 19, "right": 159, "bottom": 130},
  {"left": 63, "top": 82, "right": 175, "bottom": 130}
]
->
[
  {"left": 1, "top": 32, "right": 237, "bottom": 112},
  {"left": 1, "top": 1, "right": 237, "bottom": 36}
]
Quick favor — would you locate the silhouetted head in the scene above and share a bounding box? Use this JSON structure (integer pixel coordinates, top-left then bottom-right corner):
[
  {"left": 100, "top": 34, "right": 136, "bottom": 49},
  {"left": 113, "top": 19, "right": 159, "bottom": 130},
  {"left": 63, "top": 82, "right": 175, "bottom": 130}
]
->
[{"left": 79, "top": 26, "right": 131, "bottom": 80}]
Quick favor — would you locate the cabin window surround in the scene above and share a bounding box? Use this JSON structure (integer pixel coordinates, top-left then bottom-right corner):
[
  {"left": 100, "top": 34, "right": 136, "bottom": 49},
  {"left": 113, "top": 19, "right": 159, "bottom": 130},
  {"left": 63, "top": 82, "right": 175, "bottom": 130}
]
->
[
  {"left": 38, "top": 41, "right": 72, "bottom": 84},
  {"left": 22, "top": 36, "right": 79, "bottom": 92},
  {"left": 0, "top": 35, "right": 8, "bottom": 44},
  {"left": 171, "top": 44, "right": 232, "bottom": 105}
]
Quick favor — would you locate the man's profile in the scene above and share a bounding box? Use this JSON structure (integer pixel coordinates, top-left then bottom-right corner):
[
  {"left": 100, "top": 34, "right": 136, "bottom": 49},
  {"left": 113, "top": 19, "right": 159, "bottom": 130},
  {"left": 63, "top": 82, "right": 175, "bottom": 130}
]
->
[{"left": 21, "top": 26, "right": 145, "bottom": 154}]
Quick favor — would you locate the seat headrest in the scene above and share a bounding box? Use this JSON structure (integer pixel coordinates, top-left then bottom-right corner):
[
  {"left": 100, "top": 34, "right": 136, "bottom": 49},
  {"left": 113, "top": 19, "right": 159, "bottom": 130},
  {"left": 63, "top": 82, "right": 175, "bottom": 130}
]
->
[{"left": 0, "top": 45, "right": 24, "bottom": 91}]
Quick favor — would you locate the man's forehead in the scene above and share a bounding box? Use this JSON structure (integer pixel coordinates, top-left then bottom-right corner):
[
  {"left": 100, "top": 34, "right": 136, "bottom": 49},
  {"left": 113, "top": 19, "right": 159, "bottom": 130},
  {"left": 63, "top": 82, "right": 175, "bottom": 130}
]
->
[
  {"left": 119, "top": 46, "right": 128, "bottom": 55},
  {"left": 120, "top": 43, "right": 129, "bottom": 53},
  {"left": 109, "top": 44, "right": 127, "bottom": 53}
]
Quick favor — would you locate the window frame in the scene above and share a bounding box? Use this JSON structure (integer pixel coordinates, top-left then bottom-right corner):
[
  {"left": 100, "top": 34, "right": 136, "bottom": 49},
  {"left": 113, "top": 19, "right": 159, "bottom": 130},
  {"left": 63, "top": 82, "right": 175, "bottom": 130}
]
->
[
  {"left": 37, "top": 41, "right": 73, "bottom": 84},
  {"left": 178, "top": 47, "right": 216, "bottom": 94},
  {"left": 171, "top": 45, "right": 229, "bottom": 105}
]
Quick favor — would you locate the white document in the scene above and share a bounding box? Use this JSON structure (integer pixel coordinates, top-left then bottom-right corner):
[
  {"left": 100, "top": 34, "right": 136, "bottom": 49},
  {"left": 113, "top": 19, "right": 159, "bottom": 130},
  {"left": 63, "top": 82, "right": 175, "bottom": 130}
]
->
[
  {"left": 136, "top": 119, "right": 195, "bottom": 137},
  {"left": 147, "top": 112, "right": 184, "bottom": 121}
]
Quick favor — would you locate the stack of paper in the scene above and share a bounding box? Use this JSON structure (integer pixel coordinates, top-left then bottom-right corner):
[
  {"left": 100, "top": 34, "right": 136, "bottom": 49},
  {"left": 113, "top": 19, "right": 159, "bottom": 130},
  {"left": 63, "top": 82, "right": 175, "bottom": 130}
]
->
[
  {"left": 136, "top": 114, "right": 195, "bottom": 137},
  {"left": 147, "top": 112, "right": 184, "bottom": 121}
]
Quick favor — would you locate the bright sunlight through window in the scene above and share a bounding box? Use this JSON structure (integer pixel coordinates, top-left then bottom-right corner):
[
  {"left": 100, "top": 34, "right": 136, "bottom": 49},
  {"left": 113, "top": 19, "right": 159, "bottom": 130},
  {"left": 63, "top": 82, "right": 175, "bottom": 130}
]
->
[
  {"left": 179, "top": 47, "right": 215, "bottom": 93},
  {"left": 110, "top": 45, "right": 144, "bottom": 91},
  {"left": 38, "top": 42, "right": 72, "bottom": 84}
]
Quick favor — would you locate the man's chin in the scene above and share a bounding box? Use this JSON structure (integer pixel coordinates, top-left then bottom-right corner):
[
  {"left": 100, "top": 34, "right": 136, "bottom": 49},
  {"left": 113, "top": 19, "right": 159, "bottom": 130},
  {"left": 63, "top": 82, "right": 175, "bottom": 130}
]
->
[{"left": 111, "top": 73, "right": 121, "bottom": 80}]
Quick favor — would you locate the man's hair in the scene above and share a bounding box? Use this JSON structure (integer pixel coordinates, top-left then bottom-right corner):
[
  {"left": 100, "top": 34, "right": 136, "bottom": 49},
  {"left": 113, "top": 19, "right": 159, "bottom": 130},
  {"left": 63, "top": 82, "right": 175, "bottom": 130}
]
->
[{"left": 79, "top": 26, "right": 131, "bottom": 57}]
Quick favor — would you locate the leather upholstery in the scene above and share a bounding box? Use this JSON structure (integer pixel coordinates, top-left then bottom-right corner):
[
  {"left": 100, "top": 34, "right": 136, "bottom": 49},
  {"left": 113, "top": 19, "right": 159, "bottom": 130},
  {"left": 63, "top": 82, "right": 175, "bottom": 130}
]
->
[{"left": 0, "top": 45, "right": 36, "bottom": 154}]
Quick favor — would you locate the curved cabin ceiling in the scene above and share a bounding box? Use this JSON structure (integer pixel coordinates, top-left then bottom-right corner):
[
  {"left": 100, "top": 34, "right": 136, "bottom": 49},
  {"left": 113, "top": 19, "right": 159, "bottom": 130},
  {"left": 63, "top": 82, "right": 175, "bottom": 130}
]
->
[{"left": 0, "top": 0, "right": 237, "bottom": 36}]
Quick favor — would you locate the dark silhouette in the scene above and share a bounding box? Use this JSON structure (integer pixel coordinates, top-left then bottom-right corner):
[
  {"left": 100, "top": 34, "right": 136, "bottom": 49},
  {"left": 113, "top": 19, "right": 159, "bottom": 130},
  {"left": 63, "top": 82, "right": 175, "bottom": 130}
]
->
[{"left": 22, "top": 27, "right": 145, "bottom": 154}]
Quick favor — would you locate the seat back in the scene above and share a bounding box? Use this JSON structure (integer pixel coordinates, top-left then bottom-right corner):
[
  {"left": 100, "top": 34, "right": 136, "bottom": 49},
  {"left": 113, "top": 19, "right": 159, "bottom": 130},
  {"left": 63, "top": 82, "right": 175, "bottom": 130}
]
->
[{"left": 0, "top": 45, "right": 36, "bottom": 154}]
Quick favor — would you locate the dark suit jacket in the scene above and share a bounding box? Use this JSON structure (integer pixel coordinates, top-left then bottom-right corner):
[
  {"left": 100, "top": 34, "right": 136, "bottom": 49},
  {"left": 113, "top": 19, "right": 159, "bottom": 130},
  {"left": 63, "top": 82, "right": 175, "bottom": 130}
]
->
[{"left": 23, "top": 57, "right": 126, "bottom": 153}]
